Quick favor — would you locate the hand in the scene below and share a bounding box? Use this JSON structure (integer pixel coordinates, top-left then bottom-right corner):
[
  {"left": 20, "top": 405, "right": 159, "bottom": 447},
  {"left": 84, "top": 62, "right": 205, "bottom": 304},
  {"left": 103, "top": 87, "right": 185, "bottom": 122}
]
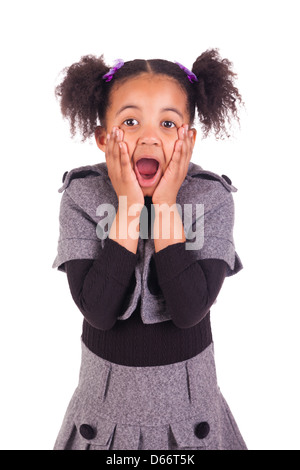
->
[
  {"left": 105, "top": 126, "right": 144, "bottom": 208},
  {"left": 152, "top": 125, "right": 194, "bottom": 206},
  {"left": 106, "top": 127, "right": 144, "bottom": 253}
]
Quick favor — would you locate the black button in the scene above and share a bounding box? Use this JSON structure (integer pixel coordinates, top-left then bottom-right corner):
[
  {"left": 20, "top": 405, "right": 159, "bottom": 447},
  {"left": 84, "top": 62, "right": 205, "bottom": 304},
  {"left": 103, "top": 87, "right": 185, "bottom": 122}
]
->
[
  {"left": 221, "top": 174, "right": 232, "bottom": 185},
  {"left": 79, "top": 424, "right": 96, "bottom": 440},
  {"left": 195, "top": 422, "right": 210, "bottom": 439}
]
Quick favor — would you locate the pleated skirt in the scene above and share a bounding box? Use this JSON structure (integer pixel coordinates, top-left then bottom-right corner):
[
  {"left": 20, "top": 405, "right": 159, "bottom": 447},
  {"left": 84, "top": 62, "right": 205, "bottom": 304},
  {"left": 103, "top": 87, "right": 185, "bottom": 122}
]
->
[{"left": 54, "top": 341, "right": 247, "bottom": 450}]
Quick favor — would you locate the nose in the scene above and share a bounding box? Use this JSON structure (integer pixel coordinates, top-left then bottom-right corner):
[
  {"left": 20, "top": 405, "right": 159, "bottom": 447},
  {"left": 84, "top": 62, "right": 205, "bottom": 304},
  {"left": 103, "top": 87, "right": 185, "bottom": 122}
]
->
[{"left": 137, "top": 126, "right": 161, "bottom": 146}]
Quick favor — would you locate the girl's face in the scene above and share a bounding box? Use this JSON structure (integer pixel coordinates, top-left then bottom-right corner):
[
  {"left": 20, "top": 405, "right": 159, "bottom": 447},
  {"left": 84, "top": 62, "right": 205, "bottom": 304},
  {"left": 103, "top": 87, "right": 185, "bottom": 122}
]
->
[{"left": 96, "top": 73, "right": 196, "bottom": 196}]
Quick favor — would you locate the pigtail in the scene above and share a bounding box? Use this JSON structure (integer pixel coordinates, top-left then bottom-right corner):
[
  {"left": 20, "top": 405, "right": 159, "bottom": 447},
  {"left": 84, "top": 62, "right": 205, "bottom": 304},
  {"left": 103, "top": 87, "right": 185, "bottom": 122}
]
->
[
  {"left": 55, "top": 55, "right": 110, "bottom": 141},
  {"left": 192, "top": 49, "right": 242, "bottom": 138}
]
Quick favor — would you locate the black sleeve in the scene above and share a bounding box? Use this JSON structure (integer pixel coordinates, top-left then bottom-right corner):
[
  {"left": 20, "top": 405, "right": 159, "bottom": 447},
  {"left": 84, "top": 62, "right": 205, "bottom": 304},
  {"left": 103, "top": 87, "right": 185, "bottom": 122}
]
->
[
  {"left": 153, "top": 242, "right": 227, "bottom": 328},
  {"left": 65, "top": 238, "right": 138, "bottom": 330},
  {"left": 66, "top": 240, "right": 226, "bottom": 331}
]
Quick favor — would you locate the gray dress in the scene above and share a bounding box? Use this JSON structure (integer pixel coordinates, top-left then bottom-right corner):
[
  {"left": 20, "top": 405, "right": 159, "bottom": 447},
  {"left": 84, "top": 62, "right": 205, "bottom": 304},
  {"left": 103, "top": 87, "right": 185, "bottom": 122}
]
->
[{"left": 53, "top": 161, "right": 247, "bottom": 450}]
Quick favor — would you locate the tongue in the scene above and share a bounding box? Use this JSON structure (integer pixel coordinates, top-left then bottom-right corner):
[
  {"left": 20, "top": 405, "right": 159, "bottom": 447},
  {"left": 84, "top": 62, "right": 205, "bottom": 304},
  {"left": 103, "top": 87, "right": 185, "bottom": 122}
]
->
[{"left": 136, "top": 158, "right": 159, "bottom": 176}]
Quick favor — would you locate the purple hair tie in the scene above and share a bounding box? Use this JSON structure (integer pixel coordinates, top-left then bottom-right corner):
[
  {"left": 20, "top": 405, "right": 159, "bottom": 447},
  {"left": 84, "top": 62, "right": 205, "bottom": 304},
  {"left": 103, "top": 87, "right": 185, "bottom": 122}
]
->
[
  {"left": 175, "top": 61, "right": 198, "bottom": 83},
  {"left": 102, "top": 59, "right": 125, "bottom": 82}
]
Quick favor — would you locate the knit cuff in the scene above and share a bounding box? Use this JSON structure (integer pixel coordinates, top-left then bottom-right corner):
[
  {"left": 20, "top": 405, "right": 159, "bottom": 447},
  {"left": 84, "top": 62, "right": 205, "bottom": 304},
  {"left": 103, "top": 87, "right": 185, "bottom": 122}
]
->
[
  {"left": 153, "top": 242, "right": 196, "bottom": 286},
  {"left": 104, "top": 237, "right": 138, "bottom": 286}
]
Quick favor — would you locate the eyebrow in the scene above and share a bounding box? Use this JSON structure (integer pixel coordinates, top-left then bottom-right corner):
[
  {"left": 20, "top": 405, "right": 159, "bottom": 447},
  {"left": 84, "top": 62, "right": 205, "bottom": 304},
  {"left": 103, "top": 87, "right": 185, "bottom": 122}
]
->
[
  {"left": 116, "top": 105, "right": 140, "bottom": 116},
  {"left": 115, "top": 105, "right": 184, "bottom": 120},
  {"left": 161, "top": 107, "right": 184, "bottom": 120}
]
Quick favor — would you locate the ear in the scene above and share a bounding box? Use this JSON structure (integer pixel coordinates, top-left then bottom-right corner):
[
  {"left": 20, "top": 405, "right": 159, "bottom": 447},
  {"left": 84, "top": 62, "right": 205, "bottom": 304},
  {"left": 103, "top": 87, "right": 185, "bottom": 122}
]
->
[
  {"left": 95, "top": 126, "right": 108, "bottom": 152},
  {"left": 190, "top": 127, "right": 197, "bottom": 148}
]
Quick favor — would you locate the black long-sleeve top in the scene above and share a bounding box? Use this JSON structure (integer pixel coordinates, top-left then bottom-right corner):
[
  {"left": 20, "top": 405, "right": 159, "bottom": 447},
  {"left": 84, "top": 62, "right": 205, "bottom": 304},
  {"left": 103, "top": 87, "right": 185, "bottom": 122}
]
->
[{"left": 65, "top": 197, "right": 227, "bottom": 366}]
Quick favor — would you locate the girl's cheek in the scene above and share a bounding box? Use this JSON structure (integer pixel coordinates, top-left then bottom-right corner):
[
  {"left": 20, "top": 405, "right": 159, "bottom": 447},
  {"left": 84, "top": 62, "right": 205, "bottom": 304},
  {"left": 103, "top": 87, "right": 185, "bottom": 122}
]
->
[
  {"left": 122, "top": 134, "right": 139, "bottom": 159},
  {"left": 126, "top": 142, "right": 136, "bottom": 163}
]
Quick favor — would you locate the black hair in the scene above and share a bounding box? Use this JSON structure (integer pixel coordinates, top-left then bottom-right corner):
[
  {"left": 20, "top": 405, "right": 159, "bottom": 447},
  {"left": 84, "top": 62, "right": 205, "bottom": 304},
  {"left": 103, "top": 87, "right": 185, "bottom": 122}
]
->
[{"left": 55, "top": 49, "right": 242, "bottom": 141}]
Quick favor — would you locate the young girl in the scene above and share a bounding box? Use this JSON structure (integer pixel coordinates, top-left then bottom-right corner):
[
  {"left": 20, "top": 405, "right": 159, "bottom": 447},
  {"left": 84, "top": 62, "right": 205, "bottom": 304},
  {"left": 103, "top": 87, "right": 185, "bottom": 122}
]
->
[{"left": 53, "top": 49, "right": 247, "bottom": 450}]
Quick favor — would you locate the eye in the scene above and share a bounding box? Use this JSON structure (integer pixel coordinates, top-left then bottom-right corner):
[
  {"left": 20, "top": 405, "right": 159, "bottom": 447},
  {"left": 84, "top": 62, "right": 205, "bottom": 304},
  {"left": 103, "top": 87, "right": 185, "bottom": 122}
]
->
[
  {"left": 123, "top": 118, "right": 139, "bottom": 127},
  {"left": 162, "top": 120, "right": 176, "bottom": 129}
]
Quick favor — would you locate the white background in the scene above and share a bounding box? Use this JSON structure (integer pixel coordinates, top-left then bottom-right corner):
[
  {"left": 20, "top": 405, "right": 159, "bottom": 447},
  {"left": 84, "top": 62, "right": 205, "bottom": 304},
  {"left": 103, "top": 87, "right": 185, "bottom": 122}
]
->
[{"left": 0, "top": 0, "right": 299, "bottom": 450}]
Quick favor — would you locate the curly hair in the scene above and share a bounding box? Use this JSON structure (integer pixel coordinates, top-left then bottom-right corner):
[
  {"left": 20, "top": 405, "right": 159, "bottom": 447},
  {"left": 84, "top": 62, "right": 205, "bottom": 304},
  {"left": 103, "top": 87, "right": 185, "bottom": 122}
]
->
[{"left": 55, "top": 49, "right": 242, "bottom": 141}]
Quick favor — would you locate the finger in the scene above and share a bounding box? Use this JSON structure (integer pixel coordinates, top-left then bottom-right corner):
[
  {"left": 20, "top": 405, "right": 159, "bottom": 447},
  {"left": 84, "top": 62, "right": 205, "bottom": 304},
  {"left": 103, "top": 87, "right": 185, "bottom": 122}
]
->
[
  {"left": 185, "top": 128, "right": 194, "bottom": 157},
  {"left": 105, "top": 127, "right": 123, "bottom": 180},
  {"left": 172, "top": 139, "right": 183, "bottom": 165},
  {"left": 173, "top": 124, "right": 191, "bottom": 166},
  {"left": 116, "top": 128, "right": 127, "bottom": 161},
  {"left": 171, "top": 125, "right": 192, "bottom": 176},
  {"left": 180, "top": 125, "right": 189, "bottom": 155},
  {"left": 118, "top": 140, "right": 129, "bottom": 166},
  {"left": 115, "top": 129, "right": 129, "bottom": 168},
  {"left": 107, "top": 127, "right": 120, "bottom": 157},
  {"left": 107, "top": 127, "right": 124, "bottom": 171},
  {"left": 181, "top": 125, "right": 193, "bottom": 163},
  {"left": 171, "top": 126, "right": 185, "bottom": 165},
  {"left": 118, "top": 141, "right": 135, "bottom": 182},
  {"left": 116, "top": 129, "right": 133, "bottom": 170},
  {"left": 116, "top": 128, "right": 124, "bottom": 142},
  {"left": 181, "top": 129, "right": 193, "bottom": 175},
  {"left": 105, "top": 127, "right": 114, "bottom": 160}
]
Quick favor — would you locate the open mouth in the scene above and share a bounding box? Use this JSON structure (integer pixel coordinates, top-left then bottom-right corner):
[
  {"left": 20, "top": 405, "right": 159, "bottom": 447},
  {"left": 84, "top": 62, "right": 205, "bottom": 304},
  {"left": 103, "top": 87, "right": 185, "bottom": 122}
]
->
[{"left": 134, "top": 158, "right": 161, "bottom": 187}]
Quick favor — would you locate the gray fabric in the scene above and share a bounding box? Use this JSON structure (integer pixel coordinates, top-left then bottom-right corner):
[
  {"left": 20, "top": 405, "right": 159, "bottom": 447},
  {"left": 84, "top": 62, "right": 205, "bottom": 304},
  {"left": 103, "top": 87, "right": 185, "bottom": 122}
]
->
[
  {"left": 53, "top": 161, "right": 242, "bottom": 324},
  {"left": 54, "top": 341, "right": 247, "bottom": 450}
]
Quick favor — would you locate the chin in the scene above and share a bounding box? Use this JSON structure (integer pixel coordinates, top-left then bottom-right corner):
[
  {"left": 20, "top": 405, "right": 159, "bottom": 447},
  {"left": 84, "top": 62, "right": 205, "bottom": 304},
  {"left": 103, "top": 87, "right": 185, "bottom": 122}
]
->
[{"left": 142, "top": 188, "right": 155, "bottom": 198}]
